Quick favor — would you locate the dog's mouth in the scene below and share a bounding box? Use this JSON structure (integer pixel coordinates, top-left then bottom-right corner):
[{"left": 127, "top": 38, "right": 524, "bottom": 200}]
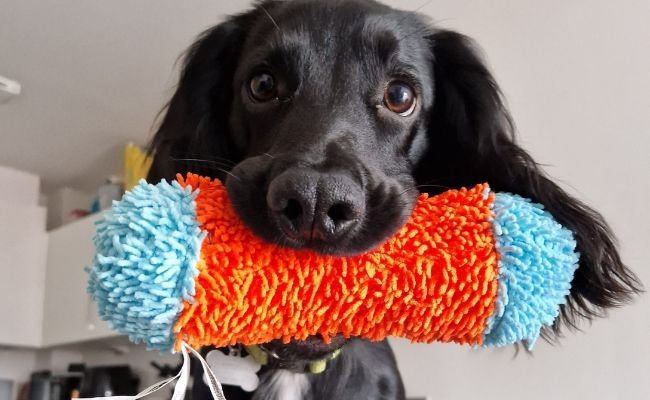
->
[{"left": 249, "top": 334, "right": 347, "bottom": 373}]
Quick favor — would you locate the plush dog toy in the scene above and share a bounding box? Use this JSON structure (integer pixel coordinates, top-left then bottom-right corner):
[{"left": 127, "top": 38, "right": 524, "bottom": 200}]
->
[{"left": 87, "top": 173, "right": 578, "bottom": 353}]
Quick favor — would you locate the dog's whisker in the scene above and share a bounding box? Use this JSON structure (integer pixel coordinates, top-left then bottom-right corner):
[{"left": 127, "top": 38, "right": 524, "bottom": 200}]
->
[
  {"left": 170, "top": 157, "right": 242, "bottom": 181},
  {"left": 197, "top": 165, "right": 242, "bottom": 182},
  {"left": 412, "top": 0, "right": 434, "bottom": 12},
  {"left": 215, "top": 168, "right": 241, "bottom": 182},
  {"left": 398, "top": 183, "right": 453, "bottom": 197},
  {"left": 391, "top": 0, "right": 434, "bottom": 30},
  {"left": 398, "top": 187, "right": 419, "bottom": 196},
  {"left": 260, "top": 4, "right": 281, "bottom": 32},
  {"left": 169, "top": 157, "right": 235, "bottom": 169},
  {"left": 170, "top": 153, "right": 237, "bottom": 166},
  {"left": 415, "top": 184, "right": 452, "bottom": 191}
]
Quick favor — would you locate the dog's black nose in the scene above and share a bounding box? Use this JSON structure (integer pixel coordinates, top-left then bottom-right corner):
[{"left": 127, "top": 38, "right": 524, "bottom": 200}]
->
[{"left": 266, "top": 170, "right": 364, "bottom": 244}]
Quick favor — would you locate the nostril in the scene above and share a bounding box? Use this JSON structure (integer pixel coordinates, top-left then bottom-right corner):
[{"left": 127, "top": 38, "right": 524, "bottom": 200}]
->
[
  {"left": 327, "top": 202, "right": 356, "bottom": 224},
  {"left": 283, "top": 199, "right": 303, "bottom": 220}
]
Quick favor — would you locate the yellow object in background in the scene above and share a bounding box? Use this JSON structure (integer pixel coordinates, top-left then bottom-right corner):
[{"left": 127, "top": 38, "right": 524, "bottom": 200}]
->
[{"left": 123, "top": 142, "right": 153, "bottom": 191}]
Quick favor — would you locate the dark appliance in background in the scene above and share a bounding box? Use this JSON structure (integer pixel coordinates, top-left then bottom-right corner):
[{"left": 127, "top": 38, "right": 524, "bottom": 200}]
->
[
  {"left": 27, "top": 372, "right": 51, "bottom": 400},
  {"left": 78, "top": 366, "right": 139, "bottom": 398},
  {"left": 27, "top": 365, "right": 139, "bottom": 400},
  {"left": 49, "top": 375, "right": 82, "bottom": 400}
]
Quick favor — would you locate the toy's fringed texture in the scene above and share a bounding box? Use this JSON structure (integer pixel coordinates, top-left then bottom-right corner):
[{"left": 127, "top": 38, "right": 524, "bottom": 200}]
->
[
  {"left": 88, "top": 174, "right": 579, "bottom": 353},
  {"left": 173, "top": 174, "right": 500, "bottom": 350},
  {"left": 484, "top": 193, "right": 579, "bottom": 349},
  {"left": 87, "top": 180, "right": 205, "bottom": 350}
]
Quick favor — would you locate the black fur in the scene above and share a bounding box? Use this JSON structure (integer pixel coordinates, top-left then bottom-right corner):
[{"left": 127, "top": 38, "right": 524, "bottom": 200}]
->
[{"left": 148, "top": 1, "right": 642, "bottom": 398}]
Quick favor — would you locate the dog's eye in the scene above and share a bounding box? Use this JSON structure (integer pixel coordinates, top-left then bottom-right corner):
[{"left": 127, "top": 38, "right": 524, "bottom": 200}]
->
[
  {"left": 383, "top": 81, "right": 416, "bottom": 116},
  {"left": 249, "top": 73, "right": 277, "bottom": 102}
]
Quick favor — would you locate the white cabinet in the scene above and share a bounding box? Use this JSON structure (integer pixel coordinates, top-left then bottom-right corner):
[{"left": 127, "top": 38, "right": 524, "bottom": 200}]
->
[
  {"left": 0, "top": 166, "right": 40, "bottom": 206},
  {"left": 0, "top": 166, "right": 119, "bottom": 348},
  {"left": 41, "top": 214, "right": 117, "bottom": 347},
  {"left": 0, "top": 204, "right": 48, "bottom": 347},
  {"left": 0, "top": 166, "right": 47, "bottom": 347}
]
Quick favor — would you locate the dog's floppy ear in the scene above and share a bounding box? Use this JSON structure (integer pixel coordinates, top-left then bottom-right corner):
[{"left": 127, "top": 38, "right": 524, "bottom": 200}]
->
[
  {"left": 417, "top": 30, "right": 642, "bottom": 339},
  {"left": 147, "top": 7, "right": 265, "bottom": 182}
]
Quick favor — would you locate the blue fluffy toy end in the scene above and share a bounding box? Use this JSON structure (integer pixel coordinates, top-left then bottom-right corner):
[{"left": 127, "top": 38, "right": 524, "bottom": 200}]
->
[
  {"left": 482, "top": 193, "right": 580, "bottom": 349},
  {"left": 87, "top": 179, "right": 204, "bottom": 351}
]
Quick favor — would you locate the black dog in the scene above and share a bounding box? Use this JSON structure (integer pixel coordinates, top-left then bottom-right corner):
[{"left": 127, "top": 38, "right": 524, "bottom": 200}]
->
[{"left": 147, "top": 1, "right": 642, "bottom": 399}]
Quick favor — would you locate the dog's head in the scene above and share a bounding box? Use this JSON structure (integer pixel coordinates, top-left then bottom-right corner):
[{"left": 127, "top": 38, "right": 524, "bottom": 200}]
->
[
  {"left": 149, "top": 0, "right": 641, "bottom": 367},
  {"left": 224, "top": 0, "right": 434, "bottom": 255}
]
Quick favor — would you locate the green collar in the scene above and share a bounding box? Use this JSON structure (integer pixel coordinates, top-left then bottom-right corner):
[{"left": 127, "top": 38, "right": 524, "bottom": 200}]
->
[{"left": 245, "top": 344, "right": 342, "bottom": 374}]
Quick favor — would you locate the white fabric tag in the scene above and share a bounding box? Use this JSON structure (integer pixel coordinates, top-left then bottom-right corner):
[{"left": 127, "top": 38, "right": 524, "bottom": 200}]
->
[
  {"left": 76, "top": 342, "right": 227, "bottom": 400},
  {"left": 204, "top": 350, "right": 261, "bottom": 392}
]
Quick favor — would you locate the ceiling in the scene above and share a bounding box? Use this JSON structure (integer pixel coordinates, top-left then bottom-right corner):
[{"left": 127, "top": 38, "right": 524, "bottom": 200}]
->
[{"left": 0, "top": 0, "right": 249, "bottom": 192}]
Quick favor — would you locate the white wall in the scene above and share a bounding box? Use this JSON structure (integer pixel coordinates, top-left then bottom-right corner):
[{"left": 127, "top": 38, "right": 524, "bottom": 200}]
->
[
  {"left": 0, "top": 348, "right": 37, "bottom": 400},
  {"left": 387, "top": 0, "right": 650, "bottom": 399}
]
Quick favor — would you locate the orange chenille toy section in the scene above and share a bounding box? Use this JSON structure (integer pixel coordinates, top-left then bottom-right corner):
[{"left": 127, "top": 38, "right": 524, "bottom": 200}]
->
[{"left": 172, "top": 174, "right": 499, "bottom": 350}]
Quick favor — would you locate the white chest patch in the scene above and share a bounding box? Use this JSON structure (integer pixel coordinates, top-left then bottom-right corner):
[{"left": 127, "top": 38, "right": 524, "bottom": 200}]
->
[{"left": 255, "top": 370, "right": 310, "bottom": 400}]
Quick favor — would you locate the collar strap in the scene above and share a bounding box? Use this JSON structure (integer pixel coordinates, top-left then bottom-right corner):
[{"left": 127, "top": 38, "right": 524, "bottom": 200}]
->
[{"left": 245, "top": 345, "right": 342, "bottom": 374}]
